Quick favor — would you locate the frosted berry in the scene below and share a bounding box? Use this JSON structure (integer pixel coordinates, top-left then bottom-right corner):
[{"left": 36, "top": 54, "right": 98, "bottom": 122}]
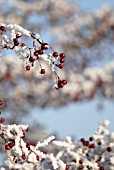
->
[
  {"left": 26, "top": 143, "right": 30, "bottom": 150},
  {"left": 36, "top": 155, "right": 39, "bottom": 161},
  {"left": 60, "top": 53, "right": 65, "bottom": 58},
  {"left": 5, "top": 145, "right": 10, "bottom": 150},
  {"left": 0, "top": 26, "right": 5, "bottom": 31},
  {"left": 0, "top": 100, "right": 3, "bottom": 106},
  {"left": 34, "top": 50, "right": 39, "bottom": 56},
  {"left": 13, "top": 38, "right": 19, "bottom": 46},
  {"left": 22, "top": 154, "right": 26, "bottom": 160},
  {"left": 41, "top": 69, "right": 45, "bottom": 74},
  {"left": 38, "top": 49, "right": 43, "bottom": 55},
  {"left": 0, "top": 118, "right": 5, "bottom": 123},
  {"left": 9, "top": 142, "right": 15, "bottom": 148},
  {"left": 65, "top": 165, "right": 69, "bottom": 170},
  {"left": 58, "top": 80, "right": 64, "bottom": 88},
  {"left": 89, "top": 137, "right": 94, "bottom": 141},
  {"left": 29, "top": 56, "right": 35, "bottom": 62},
  {"left": 60, "top": 58, "right": 65, "bottom": 63},
  {"left": 59, "top": 64, "right": 64, "bottom": 69},
  {"left": 78, "top": 165, "right": 83, "bottom": 169},
  {"left": 26, "top": 66, "right": 30, "bottom": 71},
  {"left": 107, "top": 147, "right": 112, "bottom": 152},
  {"left": 80, "top": 138, "right": 85, "bottom": 142},
  {"left": 62, "top": 80, "right": 67, "bottom": 85},
  {"left": 53, "top": 52, "right": 58, "bottom": 57}
]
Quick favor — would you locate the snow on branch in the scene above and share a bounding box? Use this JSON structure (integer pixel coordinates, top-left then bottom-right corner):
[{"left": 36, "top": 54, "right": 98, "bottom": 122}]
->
[{"left": 0, "top": 23, "right": 67, "bottom": 90}]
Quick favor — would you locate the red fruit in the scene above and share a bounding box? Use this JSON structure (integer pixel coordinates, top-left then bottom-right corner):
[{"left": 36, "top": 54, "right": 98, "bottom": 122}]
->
[
  {"left": 21, "top": 43, "right": 25, "bottom": 47},
  {"left": 60, "top": 58, "right": 65, "bottom": 63},
  {"left": 100, "top": 166, "right": 104, "bottom": 170},
  {"left": 62, "top": 80, "right": 67, "bottom": 85},
  {"left": 58, "top": 80, "right": 64, "bottom": 88},
  {"left": 26, "top": 143, "right": 30, "bottom": 150},
  {"left": 89, "top": 136, "right": 94, "bottom": 141},
  {"left": 78, "top": 165, "right": 83, "bottom": 169},
  {"left": 60, "top": 53, "right": 65, "bottom": 58},
  {"left": 9, "top": 142, "right": 15, "bottom": 148},
  {"left": 80, "top": 138, "right": 85, "bottom": 143},
  {"left": 107, "top": 147, "right": 112, "bottom": 152},
  {"left": 58, "top": 64, "right": 64, "bottom": 69},
  {"left": 36, "top": 155, "right": 39, "bottom": 161},
  {"left": 89, "top": 144, "right": 95, "bottom": 148},
  {"left": 29, "top": 56, "right": 35, "bottom": 62},
  {"left": 41, "top": 69, "right": 45, "bottom": 74},
  {"left": 38, "top": 49, "right": 43, "bottom": 55},
  {"left": 22, "top": 154, "right": 26, "bottom": 160},
  {"left": 26, "top": 66, "right": 30, "bottom": 71},
  {"left": 0, "top": 100, "right": 3, "bottom": 106},
  {"left": 53, "top": 52, "right": 58, "bottom": 57},
  {"left": 0, "top": 26, "right": 5, "bottom": 31},
  {"left": 13, "top": 38, "right": 19, "bottom": 46},
  {"left": 5, "top": 145, "right": 10, "bottom": 150},
  {"left": 97, "top": 141, "right": 102, "bottom": 145},
  {"left": 65, "top": 165, "right": 69, "bottom": 170},
  {"left": 0, "top": 118, "right": 5, "bottom": 123},
  {"left": 79, "top": 160, "right": 83, "bottom": 164},
  {"left": 34, "top": 50, "right": 39, "bottom": 56}
]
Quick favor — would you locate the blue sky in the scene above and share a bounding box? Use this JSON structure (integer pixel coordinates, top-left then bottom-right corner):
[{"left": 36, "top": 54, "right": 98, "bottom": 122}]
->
[
  {"left": 76, "top": 0, "right": 114, "bottom": 10},
  {"left": 31, "top": 0, "right": 114, "bottom": 140}
]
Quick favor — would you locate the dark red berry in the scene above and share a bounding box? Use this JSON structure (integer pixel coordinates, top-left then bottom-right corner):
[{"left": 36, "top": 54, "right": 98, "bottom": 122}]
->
[
  {"left": 34, "top": 50, "right": 39, "bottom": 56},
  {"left": 26, "top": 66, "right": 30, "bottom": 71},
  {"left": 97, "top": 141, "right": 102, "bottom": 145},
  {"left": 80, "top": 138, "right": 85, "bottom": 143},
  {"left": 60, "top": 53, "right": 65, "bottom": 58},
  {"left": 22, "top": 154, "right": 26, "bottom": 160},
  {"left": 83, "top": 141, "right": 89, "bottom": 147},
  {"left": 29, "top": 56, "right": 35, "bottom": 62},
  {"left": 79, "top": 160, "right": 83, "bottom": 164},
  {"left": 78, "top": 165, "right": 83, "bottom": 169},
  {"left": 62, "top": 80, "right": 67, "bottom": 85},
  {"left": 89, "top": 144, "right": 95, "bottom": 148},
  {"left": 58, "top": 80, "right": 64, "bottom": 88},
  {"left": 38, "top": 49, "right": 43, "bottom": 55},
  {"left": 65, "top": 165, "right": 69, "bottom": 170},
  {"left": 21, "top": 43, "right": 25, "bottom": 47},
  {"left": 0, "top": 26, "right": 5, "bottom": 31},
  {"left": 53, "top": 52, "right": 58, "bottom": 57},
  {"left": 5, "top": 145, "right": 10, "bottom": 150},
  {"left": 89, "top": 137, "right": 94, "bottom": 141},
  {"left": 0, "top": 118, "right": 5, "bottom": 123},
  {"left": 26, "top": 143, "right": 30, "bottom": 150},
  {"left": 107, "top": 147, "right": 112, "bottom": 152},
  {"left": 9, "top": 142, "right": 15, "bottom": 148},
  {"left": 0, "top": 100, "right": 3, "bottom": 106},
  {"left": 13, "top": 38, "right": 19, "bottom": 46},
  {"left": 60, "top": 58, "right": 65, "bottom": 63},
  {"left": 41, "top": 69, "right": 45, "bottom": 74},
  {"left": 36, "top": 155, "right": 39, "bottom": 161},
  {"left": 58, "top": 64, "right": 64, "bottom": 69},
  {"left": 100, "top": 166, "right": 104, "bottom": 170}
]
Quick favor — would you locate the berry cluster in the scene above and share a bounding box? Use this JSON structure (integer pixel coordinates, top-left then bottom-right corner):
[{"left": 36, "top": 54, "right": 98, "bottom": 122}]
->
[{"left": 0, "top": 24, "right": 67, "bottom": 89}]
